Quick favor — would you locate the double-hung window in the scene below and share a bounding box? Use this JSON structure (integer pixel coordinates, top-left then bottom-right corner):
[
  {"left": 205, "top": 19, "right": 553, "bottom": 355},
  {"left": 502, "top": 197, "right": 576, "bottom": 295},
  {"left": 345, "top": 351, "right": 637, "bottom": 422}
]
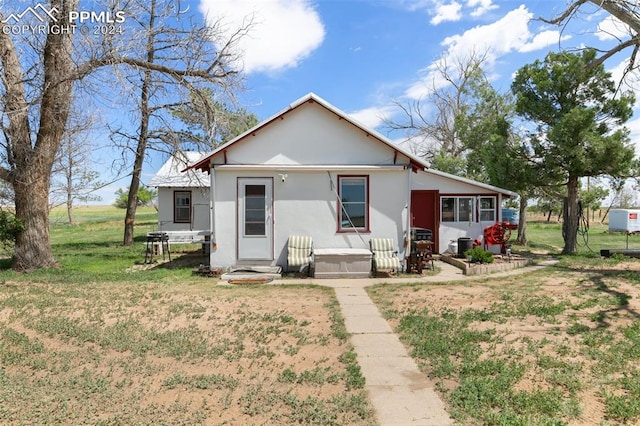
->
[
  {"left": 338, "top": 176, "right": 369, "bottom": 232},
  {"left": 479, "top": 197, "right": 496, "bottom": 222},
  {"left": 441, "top": 196, "right": 474, "bottom": 222},
  {"left": 174, "top": 191, "right": 191, "bottom": 223}
]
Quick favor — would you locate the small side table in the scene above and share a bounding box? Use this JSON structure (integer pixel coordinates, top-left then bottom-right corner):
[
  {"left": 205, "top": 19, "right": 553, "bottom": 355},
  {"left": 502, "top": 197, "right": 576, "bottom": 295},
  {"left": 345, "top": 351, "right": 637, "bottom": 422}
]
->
[{"left": 145, "top": 232, "right": 171, "bottom": 263}]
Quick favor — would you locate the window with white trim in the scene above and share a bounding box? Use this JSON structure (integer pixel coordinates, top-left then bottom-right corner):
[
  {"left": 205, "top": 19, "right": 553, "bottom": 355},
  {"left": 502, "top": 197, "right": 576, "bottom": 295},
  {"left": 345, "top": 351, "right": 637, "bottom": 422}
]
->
[
  {"left": 441, "top": 197, "right": 474, "bottom": 222},
  {"left": 479, "top": 197, "right": 496, "bottom": 222},
  {"left": 174, "top": 191, "right": 191, "bottom": 223},
  {"left": 338, "top": 176, "right": 368, "bottom": 231}
]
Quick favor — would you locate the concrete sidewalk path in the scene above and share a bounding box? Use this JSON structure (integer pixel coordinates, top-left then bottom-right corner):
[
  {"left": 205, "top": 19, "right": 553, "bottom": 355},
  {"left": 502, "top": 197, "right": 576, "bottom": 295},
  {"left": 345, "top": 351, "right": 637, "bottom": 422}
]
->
[
  {"left": 335, "top": 285, "right": 454, "bottom": 425},
  {"left": 264, "top": 260, "right": 558, "bottom": 425}
]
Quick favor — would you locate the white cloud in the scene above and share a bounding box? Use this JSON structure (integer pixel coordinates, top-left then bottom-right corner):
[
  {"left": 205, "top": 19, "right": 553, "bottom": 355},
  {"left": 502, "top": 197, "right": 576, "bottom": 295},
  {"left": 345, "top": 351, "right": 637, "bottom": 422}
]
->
[
  {"left": 349, "top": 105, "right": 397, "bottom": 129},
  {"left": 401, "top": 0, "right": 496, "bottom": 22},
  {"left": 628, "top": 116, "right": 640, "bottom": 140},
  {"left": 466, "top": 0, "right": 498, "bottom": 17},
  {"left": 596, "top": 16, "right": 631, "bottom": 41},
  {"left": 405, "top": 5, "right": 534, "bottom": 99},
  {"left": 430, "top": 1, "right": 462, "bottom": 25},
  {"left": 199, "top": 0, "right": 325, "bottom": 74},
  {"left": 607, "top": 58, "right": 630, "bottom": 87},
  {"left": 519, "top": 30, "right": 568, "bottom": 53}
]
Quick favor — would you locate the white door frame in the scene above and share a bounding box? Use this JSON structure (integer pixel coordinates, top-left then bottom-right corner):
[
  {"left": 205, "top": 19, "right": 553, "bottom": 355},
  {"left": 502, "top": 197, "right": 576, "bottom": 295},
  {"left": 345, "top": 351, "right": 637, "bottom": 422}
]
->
[{"left": 237, "top": 177, "right": 274, "bottom": 261}]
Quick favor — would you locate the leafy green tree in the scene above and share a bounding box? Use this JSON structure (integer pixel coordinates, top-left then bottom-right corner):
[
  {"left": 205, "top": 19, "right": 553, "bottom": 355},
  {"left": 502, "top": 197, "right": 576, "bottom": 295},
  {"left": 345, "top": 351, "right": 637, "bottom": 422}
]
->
[
  {"left": 171, "top": 88, "right": 259, "bottom": 148},
  {"left": 512, "top": 49, "right": 636, "bottom": 254},
  {"left": 454, "top": 71, "right": 542, "bottom": 244},
  {"left": 580, "top": 183, "right": 608, "bottom": 223},
  {"left": 532, "top": 193, "right": 564, "bottom": 223},
  {"left": 114, "top": 187, "right": 156, "bottom": 209},
  {"left": 430, "top": 149, "right": 467, "bottom": 176}
]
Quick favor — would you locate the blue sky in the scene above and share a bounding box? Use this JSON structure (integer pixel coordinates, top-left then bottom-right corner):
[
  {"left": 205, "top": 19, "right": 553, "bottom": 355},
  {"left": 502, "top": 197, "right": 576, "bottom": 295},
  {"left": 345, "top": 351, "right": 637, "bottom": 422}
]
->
[{"left": 97, "top": 0, "right": 640, "bottom": 203}]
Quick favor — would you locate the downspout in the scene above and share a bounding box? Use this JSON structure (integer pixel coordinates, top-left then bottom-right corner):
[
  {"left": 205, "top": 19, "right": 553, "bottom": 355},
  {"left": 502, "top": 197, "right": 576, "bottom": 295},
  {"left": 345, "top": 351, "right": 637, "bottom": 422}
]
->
[
  {"left": 210, "top": 163, "right": 217, "bottom": 251},
  {"left": 405, "top": 166, "right": 412, "bottom": 260}
]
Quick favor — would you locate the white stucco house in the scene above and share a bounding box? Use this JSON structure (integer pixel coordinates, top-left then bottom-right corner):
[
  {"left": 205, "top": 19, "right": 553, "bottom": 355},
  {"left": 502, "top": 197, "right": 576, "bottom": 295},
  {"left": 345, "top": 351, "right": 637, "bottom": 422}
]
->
[
  {"left": 177, "top": 93, "right": 516, "bottom": 271},
  {"left": 148, "top": 151, "right": 211, "bottom": 243}
]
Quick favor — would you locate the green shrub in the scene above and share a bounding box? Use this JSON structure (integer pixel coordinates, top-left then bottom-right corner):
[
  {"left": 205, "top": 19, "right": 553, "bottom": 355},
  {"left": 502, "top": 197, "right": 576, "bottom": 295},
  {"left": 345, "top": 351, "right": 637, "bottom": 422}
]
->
[
  {"left": 464, "top": 247, "right": 494, "bottom": 264},
  {"left": 0, "top": 210, "right": 24, "bottom": 249}
]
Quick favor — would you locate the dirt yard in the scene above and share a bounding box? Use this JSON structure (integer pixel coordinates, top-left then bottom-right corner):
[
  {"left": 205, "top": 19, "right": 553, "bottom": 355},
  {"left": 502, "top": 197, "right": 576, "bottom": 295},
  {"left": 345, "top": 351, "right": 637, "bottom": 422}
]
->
[
  {"left": 0, "top": 282, "right": 374, "bottom": 425},
  {"left": 2, "top": 256, "right": 639, "bottom": 425},
  {"left": 369, "top": 257, "right": 640, "bottom": 425}
]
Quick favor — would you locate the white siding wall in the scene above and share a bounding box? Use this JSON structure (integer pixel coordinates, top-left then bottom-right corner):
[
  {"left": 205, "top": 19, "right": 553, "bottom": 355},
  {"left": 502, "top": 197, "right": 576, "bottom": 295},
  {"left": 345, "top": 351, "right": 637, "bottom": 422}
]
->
[
  {"left": 210, "top": 168, "right": 409, "bottom": 269},
  {"left": 157, "top": 187, "right": 210, "bottom": 232},
  {"left": 214, "top": 102, "right": 411, "bottom": 167},
  {"left": 411, "top": 171, "right": 504, "bottom": 253}
]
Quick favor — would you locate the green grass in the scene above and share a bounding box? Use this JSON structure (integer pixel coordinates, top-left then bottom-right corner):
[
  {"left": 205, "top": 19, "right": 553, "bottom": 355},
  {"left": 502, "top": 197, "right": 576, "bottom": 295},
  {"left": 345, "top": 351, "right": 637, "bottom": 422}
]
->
[
  {"left": 515, "top": 219, "right": 640, "bottom": 256},
  {"left": 0, "top": 206, "right": 201, "bottom": 284},
  {"left": 369, "top": 253, "right": 640, "bottom": 425}
]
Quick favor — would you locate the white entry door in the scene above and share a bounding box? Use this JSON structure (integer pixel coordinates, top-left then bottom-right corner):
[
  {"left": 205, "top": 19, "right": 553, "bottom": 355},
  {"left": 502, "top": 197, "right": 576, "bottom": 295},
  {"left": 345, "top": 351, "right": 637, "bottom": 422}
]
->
[{"left": 237, "top": 178, "right": 273, "bottom": 260}]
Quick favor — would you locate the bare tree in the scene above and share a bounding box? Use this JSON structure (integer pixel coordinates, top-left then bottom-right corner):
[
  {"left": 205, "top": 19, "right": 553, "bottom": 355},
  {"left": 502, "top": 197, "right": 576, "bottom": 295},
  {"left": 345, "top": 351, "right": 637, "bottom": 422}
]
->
[
  {"left": 0, "top": 0, "right": 248, "bottom": 270},
  {"left": 50, "top": 108, "right": 102, "bottom": 225},
  {"left": 103, "top": 0, "right": 251, "bottom": 246},
  {"left": 385, "top": 50, "right": 489, "bottom": 165},
  {"left": 541, "top": 1, "right": 640, "bottom": 79}
]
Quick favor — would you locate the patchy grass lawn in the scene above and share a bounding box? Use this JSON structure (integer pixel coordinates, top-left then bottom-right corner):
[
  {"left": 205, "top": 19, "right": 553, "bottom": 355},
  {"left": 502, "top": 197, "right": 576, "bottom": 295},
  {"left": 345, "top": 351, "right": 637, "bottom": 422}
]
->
[
  {"left": 2, "top": 206, "right": 639, "bottom": 424},
  {"left": 1, "top": 205, "right": 374, "bottom": 425},
  {"left": 0, "top": 280, "right": 374, "bottom": 425},
  {"left": 368, "top": 256, "right": 640, "bottom": 425}
]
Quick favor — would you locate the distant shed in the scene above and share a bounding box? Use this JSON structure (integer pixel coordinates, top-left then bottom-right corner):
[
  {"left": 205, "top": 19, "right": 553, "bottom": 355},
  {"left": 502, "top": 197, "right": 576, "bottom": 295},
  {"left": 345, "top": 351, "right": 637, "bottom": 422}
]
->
[{"left": 608, "top": 209, "right": 640, "bottom": 233}]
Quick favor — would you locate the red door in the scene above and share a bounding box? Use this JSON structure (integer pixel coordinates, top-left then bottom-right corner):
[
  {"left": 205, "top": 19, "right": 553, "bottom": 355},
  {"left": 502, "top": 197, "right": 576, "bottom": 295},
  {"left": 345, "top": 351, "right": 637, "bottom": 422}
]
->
[{"left": 411, "top": 190, "right": 439, "bottom": 251}]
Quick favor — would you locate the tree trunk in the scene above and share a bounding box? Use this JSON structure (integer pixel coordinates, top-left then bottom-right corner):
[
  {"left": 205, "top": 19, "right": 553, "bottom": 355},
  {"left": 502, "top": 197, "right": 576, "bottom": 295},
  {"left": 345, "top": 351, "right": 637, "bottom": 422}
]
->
[
  {"left": 12, "top": 169, "right": 57, "bottom": 271},
  {"left": 546, "top": 210, "right": 552, "bottom": 222},
  {"left": 67, "top": 193, "right": 74, "bottom": 225},
  {"left": 515, "top": 195, "right": 528, "bottom": 245},
  {"left": 562, "top": 176, "right": 580, "bottom": 254},
  {"left": 123, "top": 148, "right": 145, "bottom": 246},
  {"left": 123, "top": 2, "right": 156, "bottom": 246},
  {"left": 122, "top": 66, "right": 151, "bottom": 246},
  {"left": 1, "top": 0, "right": 77, "bottom": 271},
  {"left": 66, "top": 149, "right": 74, "bottom": 225}
]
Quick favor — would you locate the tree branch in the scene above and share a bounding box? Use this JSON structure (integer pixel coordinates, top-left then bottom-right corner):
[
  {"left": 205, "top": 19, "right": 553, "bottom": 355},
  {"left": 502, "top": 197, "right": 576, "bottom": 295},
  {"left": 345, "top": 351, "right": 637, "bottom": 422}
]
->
[
  {"left": 590, "top": 36, "right": 640, "bottom": 68},
  {"left": 538, "top": 0, "right": 589, "bottom": 26},
  {"left": 0, "top": 18, "right": 32, "bottom": 176}
]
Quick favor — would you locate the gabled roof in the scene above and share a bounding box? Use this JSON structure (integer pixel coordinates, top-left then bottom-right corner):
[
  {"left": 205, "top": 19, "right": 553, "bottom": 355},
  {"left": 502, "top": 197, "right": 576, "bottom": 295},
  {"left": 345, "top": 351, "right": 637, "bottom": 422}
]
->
[
  {"left": 188, "top": 92, "right": 424, "bottom": 173},
  {"left": 423, "top": 168, "right": 518, "bottom": 198},
  {"left": 150, "top": 151, "right": 210, "bottom": 188},
  {"left": 186, "top": 93, "right": 517, "bottom": 198}
]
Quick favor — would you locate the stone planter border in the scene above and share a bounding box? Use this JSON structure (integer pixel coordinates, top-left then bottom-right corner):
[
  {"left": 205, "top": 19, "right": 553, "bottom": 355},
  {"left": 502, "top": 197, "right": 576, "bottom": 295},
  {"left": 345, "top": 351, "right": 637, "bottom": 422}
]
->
[{"left": 440, "top": 254, "right": 532, "bottom": 276}]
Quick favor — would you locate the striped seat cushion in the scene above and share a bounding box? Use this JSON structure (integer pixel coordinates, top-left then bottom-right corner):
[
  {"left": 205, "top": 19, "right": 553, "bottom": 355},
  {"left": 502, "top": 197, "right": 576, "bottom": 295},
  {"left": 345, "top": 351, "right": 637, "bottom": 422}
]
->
[
  {"left": 374, "top": 256, "right": 400, "bottom": 270},
  {"left": 287, "top": 236, "right": 313, "bottom": 272},
  {"left": 370, "top": 238, "right": 400, "bottom": 271}
]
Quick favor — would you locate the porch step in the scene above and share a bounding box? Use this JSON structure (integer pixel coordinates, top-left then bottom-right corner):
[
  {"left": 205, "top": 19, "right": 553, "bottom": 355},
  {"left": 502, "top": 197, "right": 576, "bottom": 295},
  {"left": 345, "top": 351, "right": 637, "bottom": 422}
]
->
[
  {"left": 229, "top": 265, "right": 282, "bottom": 274},
  {"left": 221, "top": 265, "right": 282, "bottom": 283}
]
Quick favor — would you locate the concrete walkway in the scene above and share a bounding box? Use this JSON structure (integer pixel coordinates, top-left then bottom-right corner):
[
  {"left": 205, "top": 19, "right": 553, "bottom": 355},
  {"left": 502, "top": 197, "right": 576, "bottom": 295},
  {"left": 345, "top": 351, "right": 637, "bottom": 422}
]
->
[
  {"left": 266, "top": 260, "right": 556, "bottom": 425},
  {"left": 335, "top": 284, "right": 453, "bottom": 425}
]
